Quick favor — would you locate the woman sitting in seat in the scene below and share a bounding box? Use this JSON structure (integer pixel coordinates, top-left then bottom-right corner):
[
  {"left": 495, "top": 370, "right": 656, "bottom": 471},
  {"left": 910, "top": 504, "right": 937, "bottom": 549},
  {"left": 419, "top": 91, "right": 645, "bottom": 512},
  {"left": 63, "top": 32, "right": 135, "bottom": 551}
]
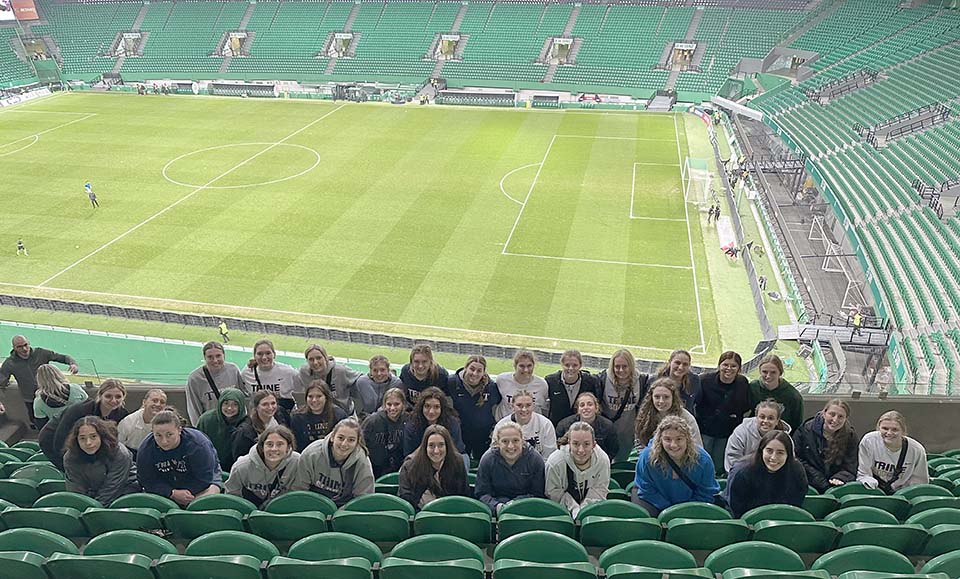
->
[
  {"left": 196, "top": 388, "right": 248, "bottom": 471},
  {"left": 724, "top": 400, "right": 791, "bottom": 474},
  {"left": 723, "top": 430, "right": 807, "bottom": 518},
  {"left": 43, "top": 378, "right": 130, "bottom": 470},
  {"left": 398, "top": 424, "right": 469, "bottom": 510},
  {"left": 793, "top": 399, "right": 858, "bottom": 493},
  {"left": 294, "top": 417, "right": 374, "bottom": 506},
  {"left": 556, "top": 392, "right": 619, "bottom": 459},
  {"left": 634, "top": 378, "right": 702, "bottom": 449},
  {"left": 857, "top": 410, "right": 929, "bottom": 494},
  {"left": 494, "top": 389, "right": 557, "bottom": 460},
  {"left": 475, "top": 421, "right": 545, "bottom": 514},
  {"left": 403, "top": 387, "right": 467, "bottom": 457},
  {"left": 632, "top": 415, "right": 719, "bottom": 517},
  {"left": 226, "top": 425, "right": 300, "bottom": 508},
  {"left": 232, "top": 390, "right": 290, "bottom": 461},
  {"left": 137, "top": 409, "right": 222, "bottom": 507},
  {"left": 546, "top": 421, "right": 610, "bottom": 518},
  {"left": 289, "top": 380, "right": 347, "bottom": 452},
  {"left": 63, "top": 416, "right": 140, "bottom": 505},
  {"left": 653, "top": 350, "right": 701, "bottom": 415},
  {"left": 361, "top": 387, "right": 408, "bottom": 478}
]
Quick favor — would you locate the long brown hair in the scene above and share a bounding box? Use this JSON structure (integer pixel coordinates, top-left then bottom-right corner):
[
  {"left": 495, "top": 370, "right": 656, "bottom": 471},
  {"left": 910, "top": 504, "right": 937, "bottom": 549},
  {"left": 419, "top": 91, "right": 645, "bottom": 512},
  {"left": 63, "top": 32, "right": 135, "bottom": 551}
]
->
[
  {"left": 295, "top": 380, "right": 335, "bottom": 425},
  {"left": 250, "top": 390, "right": 278, "bottom": 434},
  {"left": 634, "top": 378, "right": 683, "bottom": 447},
  {"left": 657, "top": 349, "right": 693, "bottom": 394},
  {"left": 411, "top": 387, "right": 458, "bottom": 431},
  {"left": 821, "top": 399, "right": 853, "bottom": 466},
  {"left": 329, "top": 417, "right": 368, "bottom": 455},
  {"left": 248, "top": 339, "right": 275, "bottom": 369},
  {"left": 65, "top": 415, "right": 120, "bottom": 458},
  {"left": 404, "top": 424, "right": 466, "bottom": 498}
]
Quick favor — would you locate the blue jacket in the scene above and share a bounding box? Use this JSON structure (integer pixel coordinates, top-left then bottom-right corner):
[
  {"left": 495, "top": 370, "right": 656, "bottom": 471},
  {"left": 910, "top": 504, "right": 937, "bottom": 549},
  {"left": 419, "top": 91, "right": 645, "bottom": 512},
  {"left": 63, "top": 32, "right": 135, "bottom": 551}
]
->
[
  {"left": 447, "top": 370, "right": 501, "bottom": 442},
  {"left": 137, "top": 428, "right": 223, "bottom": 498},
  {"left": 474, "top": 446, "right": 545, "bottom": 513},
  {"left": 634, "top": 445, "right": 719, "bottom": 511}
]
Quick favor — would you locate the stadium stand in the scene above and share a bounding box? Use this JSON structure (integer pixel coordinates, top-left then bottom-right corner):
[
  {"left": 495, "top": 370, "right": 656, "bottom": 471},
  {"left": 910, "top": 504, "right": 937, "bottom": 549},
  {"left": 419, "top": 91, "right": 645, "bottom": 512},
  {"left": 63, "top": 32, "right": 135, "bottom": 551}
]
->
[{"left": 0, "top": 27, "right": 35, "bottom": 87}]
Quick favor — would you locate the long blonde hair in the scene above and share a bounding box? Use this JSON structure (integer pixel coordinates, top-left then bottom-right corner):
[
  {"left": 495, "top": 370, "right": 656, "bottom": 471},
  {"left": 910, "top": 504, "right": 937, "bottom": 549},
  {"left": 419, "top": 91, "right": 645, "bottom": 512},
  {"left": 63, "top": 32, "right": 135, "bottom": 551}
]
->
[
  {"left": 607, "top": 349, "right": 638, "bottom": 394},
  {"left": 36, "top": 364, "right": 71, "bottom": 405},
  {"left": 634, "top": 378, "right": 682, "bottom": 447},
  {"left": 649, "top": 415, "right": 699, "bottom": 471}
]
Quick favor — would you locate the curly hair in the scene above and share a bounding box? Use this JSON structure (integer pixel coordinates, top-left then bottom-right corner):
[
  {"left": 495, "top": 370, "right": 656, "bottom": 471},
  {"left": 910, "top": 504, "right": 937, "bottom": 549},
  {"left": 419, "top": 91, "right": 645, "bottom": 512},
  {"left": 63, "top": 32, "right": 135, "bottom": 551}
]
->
[
  {"left": 634, "top": 377, "right": 683, "bottom": 447},
  {"left": 649, "top": 414, "right": 699, "bottom": 471},
  {"left": 411, "top": 387, "right": 458, "bottom": 430},
  {"left": 65, "top": 415, "right": 120, "bottom": 458}
]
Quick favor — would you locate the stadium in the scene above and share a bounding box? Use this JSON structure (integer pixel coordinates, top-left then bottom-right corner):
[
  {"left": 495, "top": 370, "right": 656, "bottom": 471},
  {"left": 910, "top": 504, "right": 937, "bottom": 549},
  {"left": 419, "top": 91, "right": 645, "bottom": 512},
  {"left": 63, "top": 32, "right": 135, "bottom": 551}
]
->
[{"left": 2, "top": 0, "right": 960, "bottom": 576}]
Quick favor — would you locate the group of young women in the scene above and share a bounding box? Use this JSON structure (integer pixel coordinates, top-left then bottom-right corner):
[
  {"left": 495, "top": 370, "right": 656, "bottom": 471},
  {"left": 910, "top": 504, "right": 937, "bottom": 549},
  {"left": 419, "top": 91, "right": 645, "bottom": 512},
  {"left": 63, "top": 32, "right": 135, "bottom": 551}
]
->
[{"left": 30, "top": 340, "right": 931, "bottom": 521}]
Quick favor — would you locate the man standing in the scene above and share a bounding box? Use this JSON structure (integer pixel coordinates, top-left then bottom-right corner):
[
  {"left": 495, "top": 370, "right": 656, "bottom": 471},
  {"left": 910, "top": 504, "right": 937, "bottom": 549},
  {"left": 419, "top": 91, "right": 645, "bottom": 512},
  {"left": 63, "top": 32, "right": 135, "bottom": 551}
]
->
[
  {"left": 85, "top": 182, "right": 99, "bottom": 208},
  {"left": 16, "top": 238, "right": 27, "bottom": 256},
  {"left": 218, "top": 320, "right": 230, "bottom": 344},
  {"left": 0, "top": 335, "right": 79, "bottom": 428}
]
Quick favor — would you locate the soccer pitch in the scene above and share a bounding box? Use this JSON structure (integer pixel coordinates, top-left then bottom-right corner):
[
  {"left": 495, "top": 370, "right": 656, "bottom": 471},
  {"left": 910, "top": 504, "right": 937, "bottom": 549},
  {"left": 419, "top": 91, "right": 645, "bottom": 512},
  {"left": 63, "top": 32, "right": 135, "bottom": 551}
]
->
[{"left": 0, "top": 92, "right": 752, "bottom": 359}]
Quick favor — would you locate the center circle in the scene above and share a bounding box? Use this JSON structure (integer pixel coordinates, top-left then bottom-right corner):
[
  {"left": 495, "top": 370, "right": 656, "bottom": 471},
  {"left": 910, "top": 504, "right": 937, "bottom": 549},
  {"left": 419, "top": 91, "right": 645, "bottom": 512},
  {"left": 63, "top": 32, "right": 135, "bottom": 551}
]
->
[{"left": 161, "top": 142, "right": 321, "bottom": 189}]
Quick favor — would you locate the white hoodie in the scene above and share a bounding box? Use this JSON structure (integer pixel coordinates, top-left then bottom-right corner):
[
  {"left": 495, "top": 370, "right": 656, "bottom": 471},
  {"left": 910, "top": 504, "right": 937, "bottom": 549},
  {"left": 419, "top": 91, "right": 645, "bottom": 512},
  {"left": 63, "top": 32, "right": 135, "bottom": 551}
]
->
[
  {"left": 495, "top": 412, "right": 557, "bottom": 460},
  {"left": 857, "top": 431, "right": 929, "bottom": 491},
  {"left": 225, "top": 443, "right": 300, "bottom": 508},
  {"left": 242, "top": 362, "right": 301, "bottom": 401},
  {"left": 545, "top": 444, "right": 610, "bottom": 517}
]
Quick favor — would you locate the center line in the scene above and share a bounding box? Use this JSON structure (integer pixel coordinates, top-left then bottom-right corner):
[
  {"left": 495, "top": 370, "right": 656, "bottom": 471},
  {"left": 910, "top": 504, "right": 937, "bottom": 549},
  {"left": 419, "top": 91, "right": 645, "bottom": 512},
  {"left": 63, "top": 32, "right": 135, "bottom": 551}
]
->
[{"left": 39, "top": 104, "right": 345, "bottom": 287}]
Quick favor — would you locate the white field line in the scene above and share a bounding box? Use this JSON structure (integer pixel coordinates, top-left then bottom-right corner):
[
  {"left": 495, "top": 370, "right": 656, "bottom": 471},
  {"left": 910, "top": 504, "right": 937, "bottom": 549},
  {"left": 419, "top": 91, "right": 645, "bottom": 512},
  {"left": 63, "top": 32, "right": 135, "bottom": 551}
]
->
[
  {"left": 0, "top": 91, "right": 68, "bottom": 113},
  {"left": 555, "top": 134, "right": 677, "bottom": 142},
  {"left": 498, "top": 163, "right": 539, "bottom": 206},
  {"left": 0, "top": 113, "right": 97, "bottom": 149},
  {"left": 675, "top": 113, "right": 706, "bottom": 352},
  {"left": 502, "top": 251, "right": 692, "bottom": 270},
  {"left": 630, "top": 162, "right": 637, "bottom": 219},
  {"left": 38, "top": 105, "right": 346, "bottom": 287},
  {"left": 501, "top": 134, "right": 556, "bottom": 254},
  {"left": 0, "top": 280, "right": 679, "bottom": 353}
]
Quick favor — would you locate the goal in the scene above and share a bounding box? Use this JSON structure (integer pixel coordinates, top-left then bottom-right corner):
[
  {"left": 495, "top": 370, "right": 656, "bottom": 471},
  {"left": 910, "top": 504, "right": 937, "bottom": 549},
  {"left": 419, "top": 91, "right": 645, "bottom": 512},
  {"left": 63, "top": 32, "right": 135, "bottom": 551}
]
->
[{"left": 681, "top": 157, "right": 713, "bottom": 206}]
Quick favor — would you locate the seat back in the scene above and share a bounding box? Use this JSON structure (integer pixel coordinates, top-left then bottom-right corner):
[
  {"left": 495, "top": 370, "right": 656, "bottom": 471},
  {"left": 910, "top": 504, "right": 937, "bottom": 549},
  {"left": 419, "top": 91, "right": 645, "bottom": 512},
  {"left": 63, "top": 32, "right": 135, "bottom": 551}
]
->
[
  {"left": 341, "top": 493, "right": 416, "bottom": 516},
  {"left": 598, "top": 540, "right": 696, "bottom": 571},
  {"left": 9, "top": 464, "right": 64, "bottom": 482},
  {"left": 264, "top": 491, "right": 337, "bottom": 516},
  {"left": 499, "top": 497, "right": 570, "bottom": 518},
  {"left": 84, "top": 530, "right": 178, "bottom": 558},
  {"left": 34, "top": 491, "right": 102, "bottom": 510},
  {"left": 825, "top": 506, "right": 898, "bottom": 526},
  {"left": 921, "top": 550, "right": 960, "bottom": 578},
  {"left": 390, "top": 534, "right": 484, "bottom": 563},
  {"left": 0, "top": 528, "right": 79, "bottom": 557},
  {"left": 705, "top": 541, "right": 805, "bottom": 573},
  {"left": 895, "top": 484, "right": 953, "bottom": 499},
  {"left": 287, "top": 532, "right": 382, "bottom": 564},
  {"left": 812, "top": 546, "right": 914, "bottom": 575},
  {"left": 186, "top": 494, "right": 257, "bottom": 515},
  {"left": 825, "top": 483, "right": 882, "bottom": 498},
  {"left": 741, "top": 504, "right": 815, "bottom": 525},
  {"left": 110, "top": 493, "right": 179, "bottom": 512},
  {"left": 576, "top": 499, "right": 650, "bottom": 521},
  {"left": 494, "top": 530, "right": 589, "bottom": 564},
  {"left": 906, "top": 507, "right": 960, "bottom": 529},
  {"left": 419, "top": 496, "right": 490, "bottom": 515},
  {"left": 185, "top": 530, "right": 280, "bottom": 561},
  {"left": 658, "top": 502, "right": 731, "bottom": 523}
]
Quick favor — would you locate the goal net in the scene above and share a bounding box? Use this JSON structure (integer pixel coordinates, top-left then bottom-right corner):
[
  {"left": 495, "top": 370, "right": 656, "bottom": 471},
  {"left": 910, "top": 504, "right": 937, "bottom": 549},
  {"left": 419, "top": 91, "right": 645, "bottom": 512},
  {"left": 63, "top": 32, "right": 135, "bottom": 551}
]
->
[{"left": 681, "top": 157, "right": 713, "bottom": 206}]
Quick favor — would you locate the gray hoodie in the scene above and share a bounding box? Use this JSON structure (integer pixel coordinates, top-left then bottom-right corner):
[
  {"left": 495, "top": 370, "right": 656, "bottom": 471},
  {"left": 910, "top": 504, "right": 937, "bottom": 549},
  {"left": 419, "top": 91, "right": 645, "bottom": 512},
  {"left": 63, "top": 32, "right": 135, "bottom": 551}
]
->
[
  {"left": 186, "top": 362, "right": 246, "bottom": 426},
  {"left": 545, "top": 443, "right": 610, "bottom": 517},
  {"left": 225, "top": 443, "right": 300, "bottom": 508},
  {"left": 293, "top": 432, "right": 375, "bottom": 506},
  {"left": 299, "top": 360, "right": 363, "bottom": 415},
  {"left": 724, "top": 416, "right": 792, "bottom": 473}
]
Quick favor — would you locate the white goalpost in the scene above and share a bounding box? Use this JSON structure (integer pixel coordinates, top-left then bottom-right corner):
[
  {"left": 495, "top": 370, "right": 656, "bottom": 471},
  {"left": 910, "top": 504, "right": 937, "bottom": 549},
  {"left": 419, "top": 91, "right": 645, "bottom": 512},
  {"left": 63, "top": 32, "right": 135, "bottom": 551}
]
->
[{"left": 681, "top": 157, "right": 714, "bottom": 207}]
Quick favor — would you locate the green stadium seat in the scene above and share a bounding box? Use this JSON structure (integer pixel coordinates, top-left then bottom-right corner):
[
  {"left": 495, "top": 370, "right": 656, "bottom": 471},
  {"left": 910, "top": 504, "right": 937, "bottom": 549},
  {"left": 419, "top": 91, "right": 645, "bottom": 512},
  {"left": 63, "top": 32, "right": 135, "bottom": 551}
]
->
[
  {"left": 751, "top": 519, "right": 840, "bottom": 553},
  {"left": 812, "top": 546, "right": 915, "bottom": 575},
  {"left": 836, "top": 521, "right": 928, "bottom": 554},
  {"left": 600, "top": 540, "right": 709, "bottom": 579},
  {"left": 27, "top": 454, "right": 50, "bottom": 463},
  {"left": 0, "top": 448, "right": 38, "bottom": 462},
  {"left": 0, "top": 479, "right": 39, "bottom": 506},
  {"left": 186, "top": 494, "right": 257, "bottom": 515},
  {"left": 264, "top": 491, "right": 337, "bottom": 516},
  {"left": 0, "top": 551, "right": 47, "bottom": 579},
  {"left": 0, "top": 528, "right": 79, "bottom": 556},
  {"left": 704, "top": 541, "right": 806, "bottom": 574},
  {"left": 156, "top": 554, "right": 263, "bottom": 579},
  {"left": 740, "top": 504, "right": 815, "bottom": 525},
  {"left": 111, "top": 493, "right": 179, "bottom": 512},
  {"left": 81, "top": 506, "right": 163, "bottom": 534},
  {"left": 37, "top": 479, "right": 67, "bottom": 496},
  {"left": 802, "top": 495, "right": 841, "bottom": 519},
  {"left": 45, "top": 552, "right": 154, "bottom": 579},
  {"left": 896, "top": 485, "right": 954, "bottom": 500},
  {"left": 375, "top": 472, "right": 400, "bottom": 495},
  {"left": 658, "top": 502, "right": 731, "bottom": 523},
  {"left": 267, "top": 532, "right": 381, "bottom": 579},
  {"left": 497, "top": 497, "right": 576, "bottom": 539},
  {"left": 381, "top": 535, "right": 485, "bottom": 579},
  {"left": 611, "top": 470, "right": 637, "bottom": 489},
  {"left": 12, "top": 442, "right": 40, "bottom": 452},
  {"left": 34, "top": 492, "right": 101, "bottom": 510},
  {"left": 576, "top": 500, "right": 660, "bottom": 547},
  {"left": 825, "top": 483, "right": 883, "bottom": 498},
  {"left": 185, "top": 529, "right": 280, "bottom": 562},
  {"left": 331, "top": 493, "right": 414, "bottom": 542},
  {"left": 413, "top": 496, "right": 492, "bottom": 544},
  {"left": 909, "top": 497, "right": 960, "bottom": 517},
  {"left": 922, "top": 550, "right": 960, "bottom": 578},
  {"left": 163, "top": 508, "right": 244, "bottom": 541},
  {"left": 493, "top": 531, "right": 594, "bottom": 579},
  {"left": 84, "top": 529, "right": 178, "bottom": 558},
  {"left": 658, "top": 502, "right": 749, "bottom": 550},
  {"left": 0, "top": 506, "right": 85, "bottom": 537},
  {"left": 825, "top": 506, "right": 899, "bottom": 526},
  {"left": 837, "top": 573, "right": 949, "bottom": 579},
  {"left": 10, "top": 464, "right": 64, "bottom": 482}
]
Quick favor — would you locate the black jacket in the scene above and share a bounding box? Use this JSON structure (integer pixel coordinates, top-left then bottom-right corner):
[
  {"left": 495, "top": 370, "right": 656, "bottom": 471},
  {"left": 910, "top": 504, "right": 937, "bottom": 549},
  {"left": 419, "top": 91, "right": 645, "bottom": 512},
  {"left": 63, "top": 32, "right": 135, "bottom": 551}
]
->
[
  {"left": 397, "top": 454, "right": 469, "bottom": 511},
  {"left": 41, "top": 398, "right": 130, "bottom": 470},
  {"left": 556, "top": 413, "right": 620, "bottom": 460},
  {"left": 697, "top": 372, "right": 751, "bottom": 438},
  {"left": 545, "top": 370, "right": 599, "bottom": 425},
  {"left": 230, "top": 408, "right": 290, "bottom": 464},
  {"left": 792, "top": 413, "right": 858, "bottom": 493}
]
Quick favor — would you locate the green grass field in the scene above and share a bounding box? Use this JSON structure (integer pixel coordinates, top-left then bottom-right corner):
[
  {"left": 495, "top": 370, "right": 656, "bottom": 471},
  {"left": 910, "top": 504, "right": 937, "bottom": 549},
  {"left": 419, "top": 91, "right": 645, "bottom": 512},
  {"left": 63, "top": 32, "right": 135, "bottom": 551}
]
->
[{"left": 0, "top": 92, "right": 767, "bottom": 361}]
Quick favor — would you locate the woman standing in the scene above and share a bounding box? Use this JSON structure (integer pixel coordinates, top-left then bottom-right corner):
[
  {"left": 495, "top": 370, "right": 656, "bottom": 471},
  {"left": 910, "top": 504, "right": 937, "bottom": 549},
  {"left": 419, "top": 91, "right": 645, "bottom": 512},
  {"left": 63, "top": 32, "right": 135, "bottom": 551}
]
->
[
  {"left": 197, "top": 388, "right": 248, "bottom": 471},
  {"left": 186, "top": 341, "right": 245, "bottom": 426},
  {"left": 632, "top": 415, "right": 719, "bottom": 517},
  {"left": 654, "top": 350, "right": 701, "bottom": 415},
  {"left": 33, "top": 364, "right": 88, "bottom": 430},
  {"left": 117, "top": 389, "right": 168, "bottom": 453},
  {"left": 857, "top": 411, "right": 928, "bottom": 493},
  {"left": 793, "top": 399, "right": 858, "bottom": 493},
  {"left": 494, "top": 390, "right": 557, "bottom": 460},
  {"left": 556, "top": 392, "right": 619, "bottom": 460},
  {"left": 63, "top": 416, "right": 140, "bottom": 505},
  {"left": 398, "top": 424, "right": 469, "bottom": 510},
  {"left": 598, "top": 349, "right": 646, "bottom": 461},
  {"left": 226, "top": 425, "right": 300, "bottom": 508},
  {"left": 447, "top": 355, "right": 501, "bottom": 460},
  {"left": 633, "top": 378, "right": 702, "bottom": 449},
  {"left": 400, "top": 344, "right": 449, "bottom": 406},
  {"left": 697, "top": 352, "right": 751, "bottom": 474},
  {"left": 289, "top": 380, "right": 348, "bottom": 452},
  {"left": 724, "top": 431, "right": 808, "bottom": 518},
  {"left": 475, "top": 421, "right": 546, "bottom": 514},
  {"left": 241, "top": 339, "right": 301, "bottom": 413},
  {"left": 494, "top": 350, "right": 548, "bottom": 420},
  {"left": 356, "top": 355, "right": 404, "bottom": 414},
  {"left": 724, "top": 400, "right": 791, "bottom": 474},
  {"left": 545, "top": 350, "right": 599, "bottom": 425},
  {"left": 44, "top": 379, "right": 129, "bottom": 470},
  {"left": 546, "top": 421, "right": 610, "bottom": 518},
  {"left": 748, "top": 355, "right": 803, "bottom": 431},
  {"left": 402, "top": 387, "right": 467, "bottom": 456},
  {"left": 294, "top": 418, "right": 375, "bottom": 506},
  {"left": 298, "top": 344, "right": 363, "bottom": 416},
  {"left": 361, "top": 387, "right": 408, "bottom": 477},
  {"left": 138, "top": 410, "right": 222, "bottom": 507},
  {"left": 232, "top": 390, "right": 290, "bottom": 461}
]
